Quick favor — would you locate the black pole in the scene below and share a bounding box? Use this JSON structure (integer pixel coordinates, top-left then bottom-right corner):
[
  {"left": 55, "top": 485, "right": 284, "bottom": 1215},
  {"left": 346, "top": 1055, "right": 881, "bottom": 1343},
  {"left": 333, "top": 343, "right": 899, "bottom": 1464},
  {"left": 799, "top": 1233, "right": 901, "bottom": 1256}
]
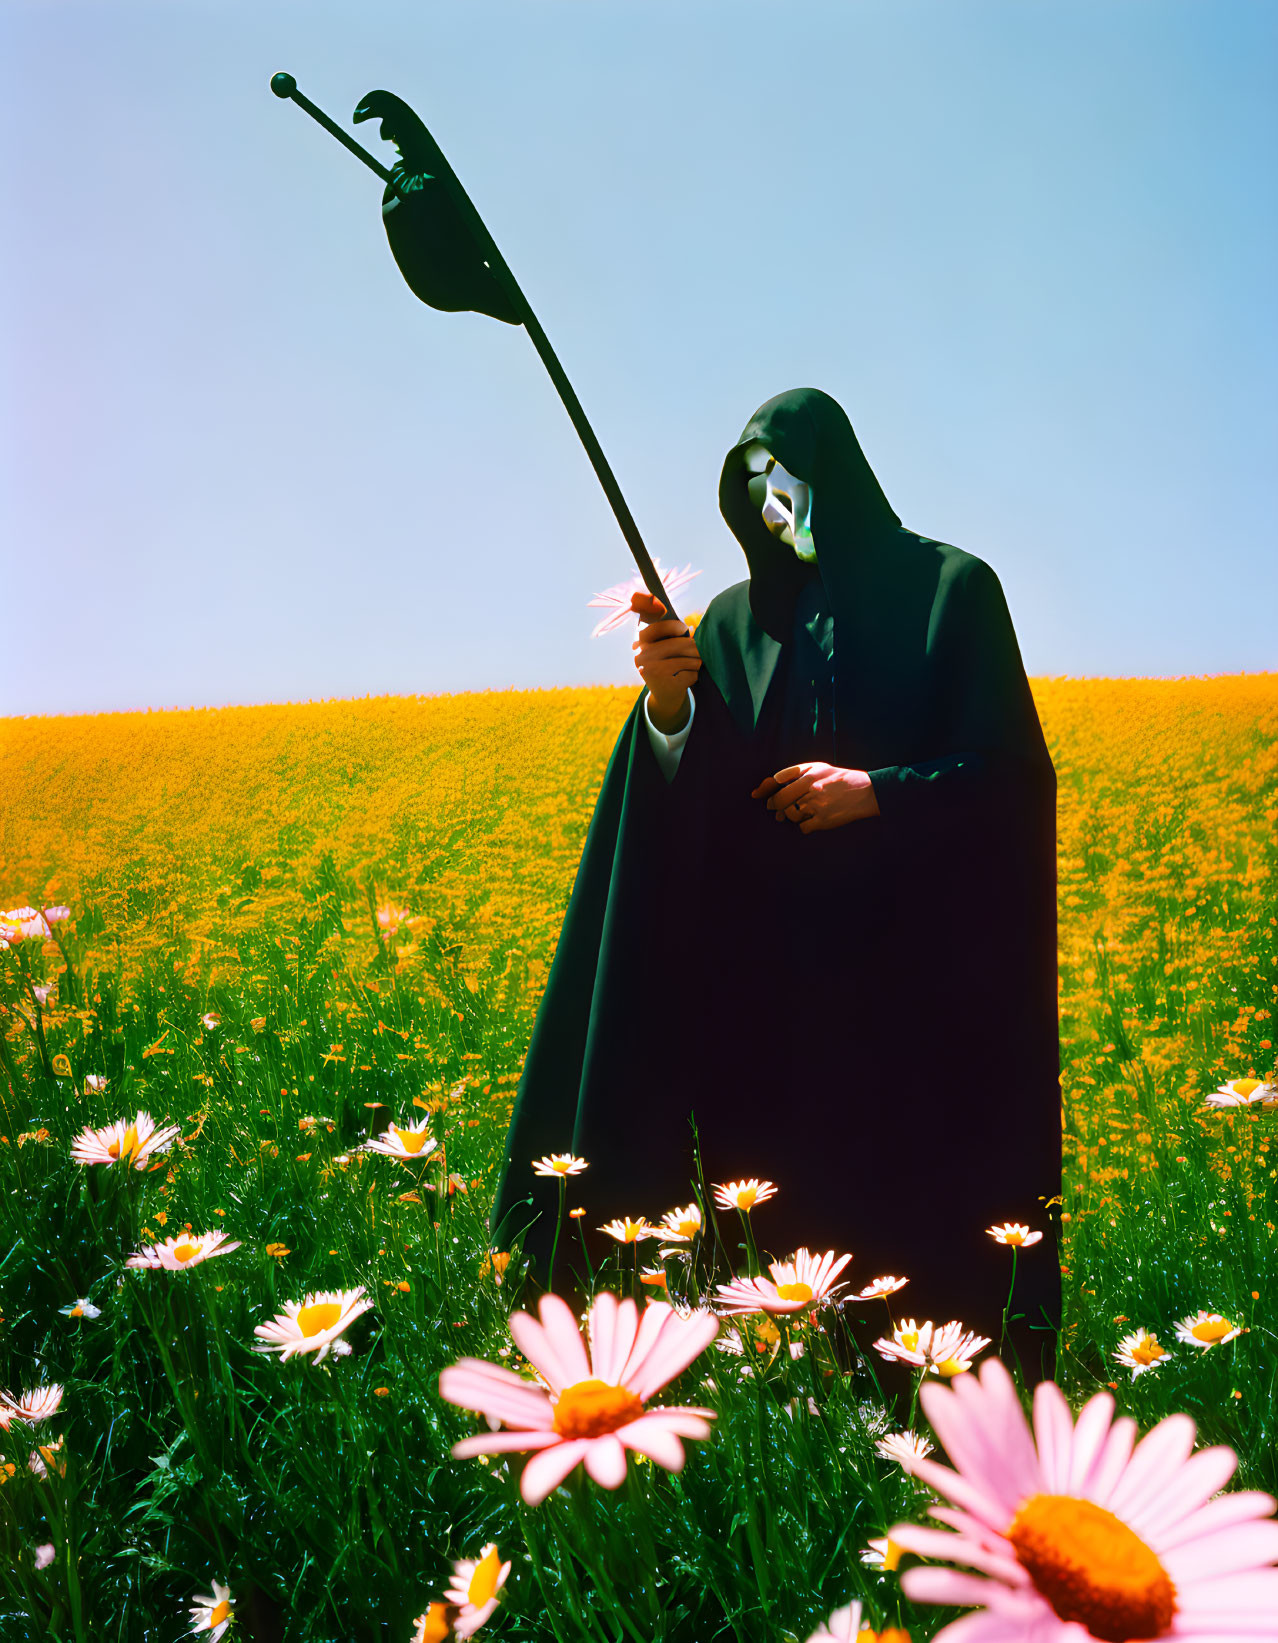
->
[{"left": 270, "top": 72, "right": 680, "bottom": 624}]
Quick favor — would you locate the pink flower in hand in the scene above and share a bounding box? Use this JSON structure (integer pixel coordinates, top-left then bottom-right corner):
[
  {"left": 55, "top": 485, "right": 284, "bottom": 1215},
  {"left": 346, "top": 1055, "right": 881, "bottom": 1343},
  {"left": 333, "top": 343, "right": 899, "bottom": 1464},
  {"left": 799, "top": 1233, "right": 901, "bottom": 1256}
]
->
[
  {"left": 439, "top": 1291, "right": 719, "bottom": 1505},
  {"left": 588, "top": 560, "right": 701, "bottom": 637}
]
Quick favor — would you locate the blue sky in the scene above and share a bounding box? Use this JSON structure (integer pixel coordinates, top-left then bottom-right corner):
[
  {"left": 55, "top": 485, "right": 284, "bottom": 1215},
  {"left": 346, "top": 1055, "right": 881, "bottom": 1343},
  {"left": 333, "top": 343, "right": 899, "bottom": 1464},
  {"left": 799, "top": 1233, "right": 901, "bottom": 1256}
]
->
[{"left": 3, "top": 0, "right": 1275, "bottom": 715}]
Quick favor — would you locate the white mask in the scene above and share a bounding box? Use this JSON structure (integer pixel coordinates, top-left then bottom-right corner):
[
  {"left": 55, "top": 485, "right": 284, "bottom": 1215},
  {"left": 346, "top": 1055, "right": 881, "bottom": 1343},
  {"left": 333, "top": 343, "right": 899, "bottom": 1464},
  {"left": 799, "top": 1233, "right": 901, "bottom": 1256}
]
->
[{"left": 743, "top": 443, "right": 816, "bottom": 562}]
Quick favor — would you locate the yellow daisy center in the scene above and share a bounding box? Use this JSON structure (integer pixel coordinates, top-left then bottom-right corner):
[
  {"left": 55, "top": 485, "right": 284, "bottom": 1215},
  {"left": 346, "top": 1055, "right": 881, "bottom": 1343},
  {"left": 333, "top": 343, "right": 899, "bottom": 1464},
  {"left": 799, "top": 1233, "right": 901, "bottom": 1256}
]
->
[
  {"left": 394, "top": 1127, "right": 430, "bottom": 1155},
  {"left": 1130, "top": 1335, "right": 1165, "bottom": 1365},
  {"left": 899, "top": 1330, "right": 920, "bottom": 1352},
  {"left": 552, "top": 1158, "right": 571, "bottom": 1172},
  {"left": 1191, "top": 1317, "right": 1233, "bottom": 1344},
  {"left": 468, "top": 1545, "right": 503, "bottom": 1606},
  {"left": 418, "top": 1603, "right": 452, "bottom": 1643},
  {"left": 736, "top": 1188, "right": 757, "bottom": 1209},
  {"left": 296, "top": 1302, "right": 343, "bottom": 1337},
  {"left": 551, "top": 1378, "right": 646, "bottom": 1439},
  {"left": 775, "top": 1282, "right": 813, "bottom": 1304},
  {"left": 1229, "top": 1079, "right": 1260, "bottom": 1096},
  {"left": 109, "top": 1125, "right": 141, "bottom": 1162},
  {"left": 173, "top": 1241, "right": 201, "bottom": 1263},
  {"left": 1008, "top": 1493, "right": 1176, "bottom": 1641},
  {"left": 932, "top": 1358, "right": 969, "bottom": 1379},
  {"left": 209, "top": 1599, "right": 232, "bottom": 1626},
  {"left": 69, "top": 1304, "right": 84, "bottom": 1317}
]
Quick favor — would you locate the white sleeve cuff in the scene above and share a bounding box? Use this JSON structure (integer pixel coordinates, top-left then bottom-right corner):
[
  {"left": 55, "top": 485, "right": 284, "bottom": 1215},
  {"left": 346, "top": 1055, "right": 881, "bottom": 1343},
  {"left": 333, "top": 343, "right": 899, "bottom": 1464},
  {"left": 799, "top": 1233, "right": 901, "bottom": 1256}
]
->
[{"left": 643, "top": 689, "right": 695, "bottom": 782}]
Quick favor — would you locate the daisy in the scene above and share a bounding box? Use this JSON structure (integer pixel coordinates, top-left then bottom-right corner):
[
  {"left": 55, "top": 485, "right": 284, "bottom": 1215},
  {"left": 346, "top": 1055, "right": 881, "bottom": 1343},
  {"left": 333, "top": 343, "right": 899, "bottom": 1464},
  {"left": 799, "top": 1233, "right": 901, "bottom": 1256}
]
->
[
  {"left": 201, "top": 1012, "right": 220, "bottom": 1030},
  {"left": 1174, "top": 1310, "right": 1243, "bottom": 1350},
  {"left": 876, "top": 1430, "right": 934, "bottom": 1472},
  {"left": 890, "top": 1354, "right": 1278, "bottom": 1643},
  {"left": 0, "top": 1386, "right": 63, "bottom": 1430},
  {"left": 127, "top": 1230, "right": 242, "bottom": 1271},
  {"left": 857, "top": 1276, "right": 909, "bottom": 1301},
  {"left": 713, "top": 1248, "right": 854, "bottom": 1316},
  {"left": 861, "top": 1535, "right": 906, "bottom": 1572},
  {"left": 188, "top": 1581, "right": 233, "bottom": 1639},
  {"left": 1, "top": 905, "right": 68, "bottom": 941},
  {"left": 70, "top": 1110, "right": 180, "bottom": 1170},
  {"left": 658, "top": 1202, "right": 703, "bottom": 1242},
  {"left": 410, "top": 1604, "right": 455, "bottom": 1643},
  {"left": 874, "top": 1319, "right": 991, "bottom": 1378},
  {"left": 253, "top": 1287, "right": 372, "bottom": 1363},
  {"left": 438, "top": 1290, "right": 719, "bottom": 1505},
  {"left": 598, "top": 1216, "right": 659, "bottom": 1244},
  {"left": 1114, "top": 1328, "right": 1173, "bottom": 1377},
  {"left": 59, "top": 1298, "right": 101, "bottom": 1320},
  {"left": 532, "top": 1153, "right": 588, "bottom": 1177},
  {"left": 640, "top": 1268, "right": 669, "bottom": 1290},
  {"left": 375, "top": 903, "right": 412, "bottom": 937},
  {"left": 588, "top": 559, "right": 702, "bottom": 637},
  {"left": 364, "top": 1116, "right": 439, "bottom": 1160},
  {"left": 443, "top": 1542, "right": 511, "bottom": 1638},
  {"left": 712, "top": 1178, "right": 777, "bottom": 1212},
  {"left": 1202, "top": 1077, "right": 1278, "bottom": 1110},
  {"left": 35, "top": 1544, "right": 55, "bottom": 1571},
  {"left": 986, "top": 1223, "right": 1043, "bottom": 1248},
  {"left": 804, "top": 1601, "right": 863, "bottom": 1643},
  {"left": 83, "top": 1073, "right": 107, "bottom": 1093}
]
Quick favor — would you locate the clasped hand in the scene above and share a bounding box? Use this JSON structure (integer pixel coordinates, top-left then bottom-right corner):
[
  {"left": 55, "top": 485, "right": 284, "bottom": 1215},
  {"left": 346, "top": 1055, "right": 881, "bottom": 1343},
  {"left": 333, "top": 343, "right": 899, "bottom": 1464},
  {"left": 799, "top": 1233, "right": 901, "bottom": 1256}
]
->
[{"left": 752, "top": 762, "right": 880, "bottom": 834}]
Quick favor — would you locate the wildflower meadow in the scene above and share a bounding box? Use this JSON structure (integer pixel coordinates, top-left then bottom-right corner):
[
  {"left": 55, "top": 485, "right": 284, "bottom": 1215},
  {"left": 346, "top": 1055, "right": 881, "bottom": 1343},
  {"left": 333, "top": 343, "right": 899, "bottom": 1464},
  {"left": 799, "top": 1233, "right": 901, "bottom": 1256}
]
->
[{"left": 1, "top": 672, "right": 1276, "bottom": 1641}]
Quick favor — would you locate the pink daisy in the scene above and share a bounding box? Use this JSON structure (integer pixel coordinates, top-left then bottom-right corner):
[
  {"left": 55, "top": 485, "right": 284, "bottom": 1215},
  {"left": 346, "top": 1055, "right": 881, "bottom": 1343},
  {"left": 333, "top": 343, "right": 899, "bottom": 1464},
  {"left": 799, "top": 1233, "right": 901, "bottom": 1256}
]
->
[
  {"left": 364, "top": 1116, "right": 439, "bottom": 1160},
  {"left": 856, "top": 1275, "right": 910, "bottom": 1301},
  {"left": 986, "top": 1223, "right": 1044, "bottom": 1248},
  {"left": 876, "top": 1429, "right": 935, "bottom": 1472},
  {"left": 70, "top": 1110, "right": 180, "bottom": 1170},
  {"left": 712, "top": 1178, "right": 778, "bottom": 1212},
  {"left": 438, "top": 1290, "right": 719, "bottom": 1505},
  {"left": 443, "top": 1542, "right": 511, "bottom": 1638},
  {"left": 126, "top": 1230, "right": 241, "bottom": 1271},
  {"left": 713, "top": 1248, "right": 853, "bottom": 1316},
  {"left": 588, "top": 559, "right": 702, "bottom": 637},
  {"left": 890, "top": 1355, "right": 1278, "bottom": 1643},
  {"left": 0, "top": 1385, "right": 63, "bottom": 1430}
]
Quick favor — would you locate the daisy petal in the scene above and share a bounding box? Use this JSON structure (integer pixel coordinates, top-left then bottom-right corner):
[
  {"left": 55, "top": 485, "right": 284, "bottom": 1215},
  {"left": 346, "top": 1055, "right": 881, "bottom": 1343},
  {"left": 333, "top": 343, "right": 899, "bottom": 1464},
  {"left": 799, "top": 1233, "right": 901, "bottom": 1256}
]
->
[
  {"left": 520, "top": 1438, "right": 591, "bottom": 1506},
  {"left": 583, "top": 1433, "right": 628, "bottom": 1489}
]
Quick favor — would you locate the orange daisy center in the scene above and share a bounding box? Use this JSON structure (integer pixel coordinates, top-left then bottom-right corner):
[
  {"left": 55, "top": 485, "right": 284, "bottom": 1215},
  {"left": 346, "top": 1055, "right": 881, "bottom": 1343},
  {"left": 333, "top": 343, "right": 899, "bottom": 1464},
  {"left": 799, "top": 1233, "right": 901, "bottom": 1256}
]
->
[
  {"left": 775, "top": 1282, "right": 813, "bottom": 1304},
  {"left": 209, "top": 1599, "right": 231, "bottom": 1626},
  {"left": 1130, "top": 1335, "right": 1165, "bottom": 1365},
  {"left": 1191, "top": 1317, "right": 1233, "bottom": 1344},
  {"left": 551, "top": 1378, "right": 645, "bottom": 1440},
  {"left": 468, "top": 1545, "right": 503, "bottom": 1606},
  {"left": 1229, "top": 1079, "right": 1260, "bottom": 1096},
  {"left": 173, "top": 1241, "right": 201, "bottom": 1263},
  {"left": 416, "top": 1602, "right": 453, "bottom": 1643},
  {"left": 932, "top": 1357, "right": 969, "bottom": 1379},
  {"left": 296, "top": 1302, "right": 343, "bottom": 1337},
  {"left": 1008, "top": 1493, "right": 1176, "bottom": 1641},
  {"left": 394, "top": 1127, "right": 430, "bottom": 1155},
  {"left": 108, "top": 1125, "right": 141, "bottom": 1162}
]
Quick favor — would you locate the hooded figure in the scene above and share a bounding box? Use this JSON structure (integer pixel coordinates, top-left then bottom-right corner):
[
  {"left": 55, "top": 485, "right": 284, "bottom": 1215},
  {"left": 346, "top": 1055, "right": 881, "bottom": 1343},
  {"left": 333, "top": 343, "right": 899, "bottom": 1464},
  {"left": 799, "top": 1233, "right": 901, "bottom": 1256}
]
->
[{"left": 491, "top": 388, "right": 1060, "bottom": 1371}]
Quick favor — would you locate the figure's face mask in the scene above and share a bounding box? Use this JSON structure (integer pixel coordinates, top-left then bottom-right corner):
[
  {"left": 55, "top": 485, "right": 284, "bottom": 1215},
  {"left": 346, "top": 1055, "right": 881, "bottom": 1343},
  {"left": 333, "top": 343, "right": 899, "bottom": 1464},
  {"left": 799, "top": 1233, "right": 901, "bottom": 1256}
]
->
[{"left": 743, "top": 443, "right": 816, "bottom": 562}]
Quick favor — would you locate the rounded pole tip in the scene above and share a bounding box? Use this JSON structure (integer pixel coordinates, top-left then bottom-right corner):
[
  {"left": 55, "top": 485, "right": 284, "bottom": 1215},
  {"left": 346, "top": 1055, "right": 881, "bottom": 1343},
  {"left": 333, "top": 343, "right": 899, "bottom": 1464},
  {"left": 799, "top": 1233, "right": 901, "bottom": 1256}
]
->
[{"left": 270, "top": 72, "right": 298, "bottom": 99}]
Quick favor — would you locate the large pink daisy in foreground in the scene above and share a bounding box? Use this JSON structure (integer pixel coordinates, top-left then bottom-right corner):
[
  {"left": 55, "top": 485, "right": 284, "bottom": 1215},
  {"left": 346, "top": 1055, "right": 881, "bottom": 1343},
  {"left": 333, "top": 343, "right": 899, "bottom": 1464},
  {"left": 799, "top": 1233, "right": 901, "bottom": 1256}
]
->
[
  {"left": 890, "top": 1356, "right": 1278, "bottom": 1643},
  {"left": 439, "top": 1291, "right": 719, "bottom": 1505}
]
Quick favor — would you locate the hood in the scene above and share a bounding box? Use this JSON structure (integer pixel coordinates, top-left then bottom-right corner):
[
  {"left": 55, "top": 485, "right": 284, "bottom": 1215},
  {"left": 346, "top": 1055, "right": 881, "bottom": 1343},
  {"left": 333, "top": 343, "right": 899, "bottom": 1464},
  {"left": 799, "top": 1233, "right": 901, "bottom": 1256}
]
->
[{"left": 718, "top": 387, "right": 901, "bottom": 640}]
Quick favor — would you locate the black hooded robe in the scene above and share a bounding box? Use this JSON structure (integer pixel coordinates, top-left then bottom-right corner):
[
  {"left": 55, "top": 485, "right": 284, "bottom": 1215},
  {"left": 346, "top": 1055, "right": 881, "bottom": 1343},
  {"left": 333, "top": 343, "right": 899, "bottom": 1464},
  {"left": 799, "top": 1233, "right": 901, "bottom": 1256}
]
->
[{"left": 491, "top": 389, "right": 1060, "bottom": 1373}]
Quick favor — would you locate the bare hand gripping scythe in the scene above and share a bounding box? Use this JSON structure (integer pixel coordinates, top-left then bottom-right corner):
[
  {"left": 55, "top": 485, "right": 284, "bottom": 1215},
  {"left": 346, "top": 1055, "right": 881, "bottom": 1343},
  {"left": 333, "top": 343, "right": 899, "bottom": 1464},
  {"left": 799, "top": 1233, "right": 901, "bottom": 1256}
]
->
[{"left": 270, "top": 72, "right": 680, "bottom": 623}]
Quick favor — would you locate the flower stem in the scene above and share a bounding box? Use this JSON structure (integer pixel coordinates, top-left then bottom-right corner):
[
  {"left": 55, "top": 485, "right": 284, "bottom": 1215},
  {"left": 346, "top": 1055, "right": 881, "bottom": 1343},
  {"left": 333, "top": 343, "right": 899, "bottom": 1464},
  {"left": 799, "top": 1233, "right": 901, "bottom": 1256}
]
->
[{"left": 547, "top": 1173, "right": 566, "bottom": 1293}]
